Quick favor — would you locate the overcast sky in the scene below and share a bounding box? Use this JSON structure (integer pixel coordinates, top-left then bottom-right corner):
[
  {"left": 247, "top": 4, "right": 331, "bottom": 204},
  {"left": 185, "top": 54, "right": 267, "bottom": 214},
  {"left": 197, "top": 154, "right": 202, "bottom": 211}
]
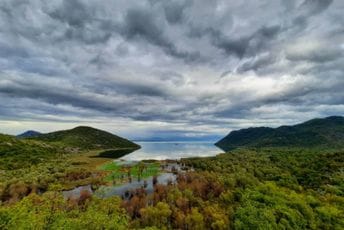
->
[{"left": 0, "top": 0, "right": 343, "bottom": 140}]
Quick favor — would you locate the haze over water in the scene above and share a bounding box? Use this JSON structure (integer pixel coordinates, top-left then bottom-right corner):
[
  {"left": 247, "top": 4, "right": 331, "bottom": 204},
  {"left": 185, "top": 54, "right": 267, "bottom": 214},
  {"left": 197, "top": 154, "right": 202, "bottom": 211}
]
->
[{"left": 121, "top": 142, "right": 222, "bottom": 161}]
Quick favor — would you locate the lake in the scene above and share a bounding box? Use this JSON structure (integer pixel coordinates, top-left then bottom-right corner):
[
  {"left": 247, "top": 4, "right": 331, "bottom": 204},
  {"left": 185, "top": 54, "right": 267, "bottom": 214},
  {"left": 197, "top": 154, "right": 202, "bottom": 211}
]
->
[{"left": 121, "top": 141, "right": 223, "bottom": 161}]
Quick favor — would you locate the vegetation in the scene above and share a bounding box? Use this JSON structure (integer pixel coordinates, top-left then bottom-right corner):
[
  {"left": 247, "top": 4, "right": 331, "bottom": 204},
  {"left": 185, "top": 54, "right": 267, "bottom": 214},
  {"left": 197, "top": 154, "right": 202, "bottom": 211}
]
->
[
  {"left": 1, "top": 119, "right": 343, "bottom": 229},
  {"left": 216, "top": 116, "right": 344, "bottom": 151},
  {"left": 0, "top": 127, "right": 140, "bottom": 205},
  {"left": 120, "top": 147, "right": 343, "bottom": 229},
  {"left": 0, "top": 134, "right": 58, "bottom": 170},
  {"left": 2, "top": 146, "right": 343, "bottom": 229},
  {"left": 0, "top": 192, "right": 128, "bottom": 229},
  {"left": 99, "top": 161, "right": 160, "bottom": 183}
]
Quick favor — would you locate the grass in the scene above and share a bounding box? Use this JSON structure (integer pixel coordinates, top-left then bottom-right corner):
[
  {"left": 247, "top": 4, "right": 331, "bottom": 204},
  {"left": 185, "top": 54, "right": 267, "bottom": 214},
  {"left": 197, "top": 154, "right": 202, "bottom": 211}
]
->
[
  {"left": 69, "top": 150, "right": 113, "bottom": 170},
  {"left": 99, "top": 161, "right": 121, "bottom": 171},
  {"left": 98, "top": 161, "right": 161, "bottom": 183}
]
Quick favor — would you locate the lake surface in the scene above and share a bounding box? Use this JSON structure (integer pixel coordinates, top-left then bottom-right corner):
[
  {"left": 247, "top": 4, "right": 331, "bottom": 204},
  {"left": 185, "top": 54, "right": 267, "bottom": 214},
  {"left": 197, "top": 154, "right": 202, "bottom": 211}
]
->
[{"left": 121, "top": 141, "right": 222, "bottom": 161}]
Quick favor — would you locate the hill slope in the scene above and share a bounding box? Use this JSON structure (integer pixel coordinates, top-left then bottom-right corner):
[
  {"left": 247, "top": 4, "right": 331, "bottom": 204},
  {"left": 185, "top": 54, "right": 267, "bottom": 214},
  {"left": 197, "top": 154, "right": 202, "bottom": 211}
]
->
[
  {"left": 29, "top": 126, "right": 140, "bottom": 151},
  {"left": 0, "top": 134, "right": 57, "bottom": 169},
  {"left": 216, "top": 116, "right": 344, "bottom": 151}
]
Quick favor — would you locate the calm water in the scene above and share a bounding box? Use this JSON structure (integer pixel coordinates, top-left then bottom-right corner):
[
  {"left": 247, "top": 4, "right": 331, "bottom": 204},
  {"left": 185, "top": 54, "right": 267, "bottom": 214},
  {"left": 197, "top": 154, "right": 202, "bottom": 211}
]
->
[
  {"left": 121, "top": 141, "right": 222, "bottom": 161},
  {"left": 95, "top": 172, "right": 177, "bottom": 198}
]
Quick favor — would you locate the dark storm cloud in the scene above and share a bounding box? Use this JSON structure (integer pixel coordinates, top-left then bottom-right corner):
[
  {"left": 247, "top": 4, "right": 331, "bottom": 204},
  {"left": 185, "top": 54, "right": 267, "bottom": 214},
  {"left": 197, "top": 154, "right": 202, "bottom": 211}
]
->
[
  {"left": 48, "top": 0, "right": 93, "bottom": 27},
  {"left": 120, "top": 7, "right": 201, "bottom": 62},
  {"left": 98, "top": 80, "right": 169, "bottom": 97},
  {"left": 45, "top": 0, "right": 116, "bottom": 44},
  {"left": 220, "top": 25, "right": 281, "bottom": 58},
  {"left": 0, "top": 76, "right": 121, "bottom": 113},
  {"left": 298, "top": 0, "right": 334, "bottom": 17},
  {"left": 121, "top": 8, "right": 173, "bottom": 53},
  {"left": 0, "top": 0, "right": 343, "bottom": 138},
  {"left": 163, "top": 0, "right": 191, "bottom": 24}
]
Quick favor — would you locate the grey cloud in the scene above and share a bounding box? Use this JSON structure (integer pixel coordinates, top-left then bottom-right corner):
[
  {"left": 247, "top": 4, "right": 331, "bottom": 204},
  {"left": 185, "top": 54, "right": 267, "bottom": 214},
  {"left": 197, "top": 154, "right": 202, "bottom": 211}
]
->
[
  {"left": 0, "top": 43, "right": 29, "bottom": 58},
  {"left": 0, "top": 73, "right": 185, "bottom": 123},
  {"left": 206, "top": 75, "right": 344, "bottom": 123},
  {"left": 209, "top": 25, "right": 281, "bottom": 59},
  {"left": 237, "top": 53, "right": 276, "bottom": 73},
  {"left": 286, "top": 47, "right": 342, "bottom": 63},
  {"left": 0, "top": 76, "right": 122, "bottom": 114},
  {"left": 46, "top": 0, "right": 116, "bottom": 44},
  {"left": 122, "top": 8, "right": 169, "bottom": 50},
  {"left": 0, "top": 96, "right": 91, "bottom": 122},
  {"left": 290, "top": 0, "right": 334, "bottom": 31},
  {"left": 109, "top": 82, "right": 169, "bottom": 97},
  {"left": 63, "top": 26, "right": 113, "bottom": 44},
  {"left": 215, "top": 36, "right": 250, "bottom": 58},
  {"left": 0, "top": 0, "right": 344, "bottom": 138},
  {"left": 298, "top": 0, "right": 334, "bottom": 17},
  {"left": 120, "top": 7, "right": 201, "bottom": 62},
  {"left": 163, "top": 0, "right": 191, "bottom": 24},
  {"left": 48, "top": 0, "right": 92, "bottom": 27}
]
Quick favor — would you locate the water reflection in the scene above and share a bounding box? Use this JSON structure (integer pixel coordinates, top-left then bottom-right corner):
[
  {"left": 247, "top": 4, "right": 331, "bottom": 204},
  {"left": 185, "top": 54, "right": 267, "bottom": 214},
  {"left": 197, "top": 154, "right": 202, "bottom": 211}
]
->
[
  {"left": 95, "top": 173, "right": 177, "bottom": 198},
  {"left": 122, "top": 142, "right": 222, "bottom": 161}
]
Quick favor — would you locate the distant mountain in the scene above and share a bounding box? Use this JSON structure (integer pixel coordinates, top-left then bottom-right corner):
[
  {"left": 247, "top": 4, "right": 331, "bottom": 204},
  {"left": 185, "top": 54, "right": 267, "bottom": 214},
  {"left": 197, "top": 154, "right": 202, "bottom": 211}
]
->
[
  {"left": 216, "top": 116, "right": 344, "bottom": 151},
  {"left": 17, "top": 130, "right": 41, "bottom": 138},
  {"left": 28, "top": 126, "right": 140, "bottom": 151}
]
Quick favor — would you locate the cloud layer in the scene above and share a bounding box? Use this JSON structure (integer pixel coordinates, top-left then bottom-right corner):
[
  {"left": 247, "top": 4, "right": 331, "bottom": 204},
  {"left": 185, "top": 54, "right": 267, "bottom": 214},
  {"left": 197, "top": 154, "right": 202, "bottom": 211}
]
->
[{"left": 0, "top": 0, "right": 343, "bottom": 139}]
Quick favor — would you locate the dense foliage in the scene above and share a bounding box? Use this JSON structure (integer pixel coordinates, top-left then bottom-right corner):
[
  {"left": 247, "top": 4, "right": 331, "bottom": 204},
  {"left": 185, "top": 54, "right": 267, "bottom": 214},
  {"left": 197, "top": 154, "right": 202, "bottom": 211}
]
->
[
  {"left": 0, "top": 192, "right": 128, "bottom": 229},
  {"left": 216, "top": 116, "right": 344, "bottom": 151},
  {"left": 181, "top": 148, "right": 344, "bottom": 229},
  {"left": 0, "top": 134, "right": 58, "bottom": 170}
]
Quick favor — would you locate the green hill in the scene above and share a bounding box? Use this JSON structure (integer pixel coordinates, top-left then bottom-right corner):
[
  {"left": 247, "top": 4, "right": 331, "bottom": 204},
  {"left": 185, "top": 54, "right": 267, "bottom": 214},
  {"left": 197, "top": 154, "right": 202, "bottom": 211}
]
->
[
  {"left": 0, "top": 126, "right": 139, "bottom": 169},
  {"left": 28, "top": 126, "right": 140, "bottom": 151},
  {"left": 216, "top": 116, "right": 344, "bottom": 151}
]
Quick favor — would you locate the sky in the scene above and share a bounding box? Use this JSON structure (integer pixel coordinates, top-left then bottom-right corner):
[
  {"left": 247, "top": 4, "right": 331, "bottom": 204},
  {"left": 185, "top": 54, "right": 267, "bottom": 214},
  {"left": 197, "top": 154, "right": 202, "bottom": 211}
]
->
[{"left": 0, "top": 0, "right": 343, "bottom": 141}]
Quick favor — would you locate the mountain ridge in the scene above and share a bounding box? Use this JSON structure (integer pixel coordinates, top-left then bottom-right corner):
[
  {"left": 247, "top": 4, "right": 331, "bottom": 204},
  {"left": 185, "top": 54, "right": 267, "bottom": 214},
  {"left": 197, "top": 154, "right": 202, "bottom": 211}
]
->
[
  {"left": 215, "top": 116, "right": 344, "bottom": 151},
  {"left": 17, "top": 130, "right": 42, "bottom": 138}
]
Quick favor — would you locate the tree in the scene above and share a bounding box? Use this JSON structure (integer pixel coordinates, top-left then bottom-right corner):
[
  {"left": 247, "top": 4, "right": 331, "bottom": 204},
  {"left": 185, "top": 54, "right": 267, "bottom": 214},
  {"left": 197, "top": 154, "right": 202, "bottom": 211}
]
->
[
  {"left": 185, "top": 208, "right": 205, "bottom": 230},
  {"left": 140, "top": 202, "right": 172, "bottom": 229}
]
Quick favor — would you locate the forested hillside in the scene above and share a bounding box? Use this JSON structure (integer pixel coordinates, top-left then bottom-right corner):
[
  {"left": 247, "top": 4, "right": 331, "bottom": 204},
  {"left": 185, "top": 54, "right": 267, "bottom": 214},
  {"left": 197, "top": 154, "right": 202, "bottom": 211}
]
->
[{"left": 216, "top": 116, "right": 344, "bottom": 151}]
